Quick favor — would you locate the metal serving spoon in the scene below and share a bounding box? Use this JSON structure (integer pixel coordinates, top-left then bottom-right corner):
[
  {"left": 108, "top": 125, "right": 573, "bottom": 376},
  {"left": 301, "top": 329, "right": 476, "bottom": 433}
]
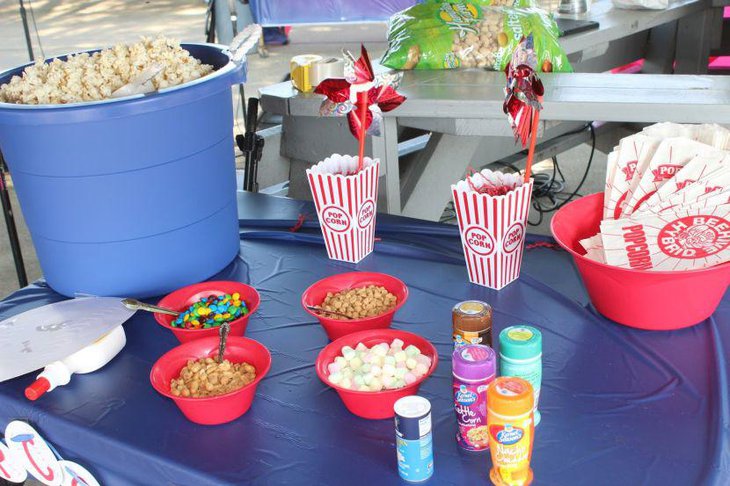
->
[
  {"left": 121, "top": 298, "right": 180, "bottom": 317},
  {"left": 306, "top": 305, "right": 354, "bottom": 320}
]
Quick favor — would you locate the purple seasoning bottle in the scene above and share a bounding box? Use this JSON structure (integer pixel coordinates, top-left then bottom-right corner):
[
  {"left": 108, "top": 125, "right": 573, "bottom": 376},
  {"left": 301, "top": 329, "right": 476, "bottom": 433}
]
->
[{"left": 452, "top": 344, "right": 497, "bottom": 451}]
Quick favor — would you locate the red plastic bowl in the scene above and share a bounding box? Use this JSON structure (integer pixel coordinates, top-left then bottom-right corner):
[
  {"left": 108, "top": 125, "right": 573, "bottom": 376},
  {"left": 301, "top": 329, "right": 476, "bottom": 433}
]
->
[
  {"left": 551, "top": 192, "right": 730, "bottom": 330},
  {"left": 302, "top": 272, "right": 409, "bottom": 340},
  {"left": 155, "top": 281, "right": 260, "bottom": 343},
  {"left": 315, "top": 329, "right": 438, "bottom": 419},
  {"left": 150, "top": 336, "right": 271, "bottom": 425}
]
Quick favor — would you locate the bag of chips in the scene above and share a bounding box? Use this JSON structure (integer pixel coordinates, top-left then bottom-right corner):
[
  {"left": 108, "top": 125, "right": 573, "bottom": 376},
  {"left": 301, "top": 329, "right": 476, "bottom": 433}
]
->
[{"left": 381, "top": 2, "right": 571, "bottom": 72}]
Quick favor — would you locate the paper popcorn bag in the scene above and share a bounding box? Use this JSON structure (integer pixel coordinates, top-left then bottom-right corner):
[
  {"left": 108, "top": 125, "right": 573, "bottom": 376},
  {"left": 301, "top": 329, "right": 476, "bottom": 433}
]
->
[
  {"left": 604, "top": 134, "right": 661, "bottom": 220},
  {"left": 452, "top": 171, "right": 533, "bottom": 290},
  {"left": 307, "top": 155, "right": 379, "bottom": 263},
  {"left": 623, "top": 138, "right": 723, "bottom": 215},
  {"left": 600, "top": 205, "right": 730, "bottom": 271}
]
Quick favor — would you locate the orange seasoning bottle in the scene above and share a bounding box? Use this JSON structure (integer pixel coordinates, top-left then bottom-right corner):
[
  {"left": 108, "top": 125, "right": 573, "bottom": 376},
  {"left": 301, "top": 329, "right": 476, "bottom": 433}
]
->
[
  {"left": 487, "top": 377, "right": 535, "bottom": 486},
  {"left": 452, "top": 301, "right": 493, "bottom": 349}
]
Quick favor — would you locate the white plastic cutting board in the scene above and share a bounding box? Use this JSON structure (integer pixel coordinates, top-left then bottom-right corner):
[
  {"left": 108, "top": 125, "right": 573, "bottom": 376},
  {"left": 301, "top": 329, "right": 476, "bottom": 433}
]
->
[{"left": 0, "top": 297, "right": 135, "bottom": 382}]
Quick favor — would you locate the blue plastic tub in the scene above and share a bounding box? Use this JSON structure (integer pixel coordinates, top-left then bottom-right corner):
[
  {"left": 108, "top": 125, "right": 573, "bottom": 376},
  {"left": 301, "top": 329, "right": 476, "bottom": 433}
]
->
[{"left": 0, "top": 44, "right": 245, "bottom": 297}]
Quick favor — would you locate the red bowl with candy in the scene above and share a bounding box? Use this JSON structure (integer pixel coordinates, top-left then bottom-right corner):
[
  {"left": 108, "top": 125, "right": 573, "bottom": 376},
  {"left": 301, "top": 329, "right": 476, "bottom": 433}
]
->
[
  {"left": 154, "top": 281, "right": 260, "bottom": 343},
  {"left": 301, "top": 272, "right": 409, "bottom": 341},
  {"left": 150, "top": 336, "right": 271, "bottom": 425},
  {"left": 315, "top": 329, "right": 438, "bottom": 420}
]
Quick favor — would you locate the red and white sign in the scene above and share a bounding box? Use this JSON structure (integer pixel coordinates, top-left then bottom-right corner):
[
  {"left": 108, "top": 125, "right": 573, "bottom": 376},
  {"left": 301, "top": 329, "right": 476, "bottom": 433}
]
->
[
  {"left": 452, "top": 181, "right": 533, "bottom": 290},
  {"left": 358, "top": 199, "right": 375, "bottom": 229},
  {"left": 307, "top": 159, "right": 380, "bottom": 263},
  {"left": 503, "top": 222, "right": 525, "bottom": 254},
  {"left": 601, "top": 205, "right": 730, "bottom": 271},
  {"left": 464, "top": 226, "right": 496, "bottom": 256},
  {"left": 321, "top": 206, "right": 351, "bottom": 233},
  {"left": 1, "top": 421, "right": 99, "bottom": 486},
  {"left": 658, "top": 215, "right": 730, "bottom": 259},
  {"left": 0, "top": 440, "right": 27, "bottom": 483},
  {"left": 651, "top": 164, "right": 684, "bottom": 182}
]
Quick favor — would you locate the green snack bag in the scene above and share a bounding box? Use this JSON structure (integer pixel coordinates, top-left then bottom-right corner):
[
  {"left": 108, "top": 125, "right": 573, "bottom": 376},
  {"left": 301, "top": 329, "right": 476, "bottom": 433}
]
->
[{"left": 381, "top": 3, "right": 571, "bottom": 72}]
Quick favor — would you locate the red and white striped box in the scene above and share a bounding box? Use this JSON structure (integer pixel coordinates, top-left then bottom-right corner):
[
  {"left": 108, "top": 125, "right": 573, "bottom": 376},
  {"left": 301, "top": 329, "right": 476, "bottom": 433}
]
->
[
  {"left": 451, "top": 180, "right": 534, "bottom": 290},
  {"left": 307, "top": 155, "right": 379, "bottom": 263}
]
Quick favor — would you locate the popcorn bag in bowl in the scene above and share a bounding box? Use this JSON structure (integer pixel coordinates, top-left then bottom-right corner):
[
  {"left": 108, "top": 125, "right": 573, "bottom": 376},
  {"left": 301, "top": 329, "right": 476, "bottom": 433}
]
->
[
  {"left": 452, "top": 170, "right": 533, "bottom": 290},
  {"left": 307, "top": 155, "right": 380, "bottom": 263}
]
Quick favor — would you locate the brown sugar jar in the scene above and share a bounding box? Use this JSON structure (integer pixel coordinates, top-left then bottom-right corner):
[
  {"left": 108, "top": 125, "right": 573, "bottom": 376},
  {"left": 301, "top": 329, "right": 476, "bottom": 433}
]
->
[{"left": 452, "top": 301, "right": 493, "bottom": 349}]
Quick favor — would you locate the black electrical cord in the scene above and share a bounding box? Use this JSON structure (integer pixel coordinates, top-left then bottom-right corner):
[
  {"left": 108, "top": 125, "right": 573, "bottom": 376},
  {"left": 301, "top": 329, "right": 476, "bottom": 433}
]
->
[
  {"left": 441, "top": 124, "right": 596, "bottom": 225},
  {"left": 527, "top": 123, "right": 595, "bottom": 225}
]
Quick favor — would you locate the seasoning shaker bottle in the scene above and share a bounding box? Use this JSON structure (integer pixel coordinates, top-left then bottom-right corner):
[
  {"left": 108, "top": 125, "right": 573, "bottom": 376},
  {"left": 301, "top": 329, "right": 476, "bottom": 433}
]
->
[
  {"left": 453, "top": 301, "right": 493, "bottom": 349},
  {"left": 498, "top": 325, "right": 543, "bottom": 425}
]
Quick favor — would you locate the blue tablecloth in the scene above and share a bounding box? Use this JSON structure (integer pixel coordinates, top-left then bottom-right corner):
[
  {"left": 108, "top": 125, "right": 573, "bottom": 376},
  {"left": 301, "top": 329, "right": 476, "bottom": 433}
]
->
[{"left": 0, "top": 193, "right": 728, "bottom": 485}]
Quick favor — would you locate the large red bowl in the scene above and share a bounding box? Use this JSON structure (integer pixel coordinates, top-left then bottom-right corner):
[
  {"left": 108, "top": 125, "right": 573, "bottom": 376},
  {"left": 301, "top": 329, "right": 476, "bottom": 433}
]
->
[
  {"left": 315, "top": 329, "right": 438, "bottom": 420},
  {"left": 155, "top": 281, "right": 260, "bottom": 343},
  {"left": 150, "top": 336, "right": 271, "bottom": 425},
  {"left": 302, "top": 272, "right": 409, "bottom": 340},
  {"left": 551, "top": 192, "right": 730, "bottom": 330}
]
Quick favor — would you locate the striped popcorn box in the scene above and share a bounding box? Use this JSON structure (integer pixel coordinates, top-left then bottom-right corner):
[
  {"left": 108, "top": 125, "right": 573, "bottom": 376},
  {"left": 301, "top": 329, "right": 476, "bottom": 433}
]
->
[
  {"left": 452, "top": 179, "right": 534, "bottom": 290},
  {"left": 307, "top": 155, "right": 379, "bottom": 263}
]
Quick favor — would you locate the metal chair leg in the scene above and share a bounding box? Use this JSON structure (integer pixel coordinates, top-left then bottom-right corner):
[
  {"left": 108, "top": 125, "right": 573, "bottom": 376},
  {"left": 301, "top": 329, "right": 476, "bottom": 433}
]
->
[{"left": 0, "top": 152, "right": 28, "bottom": 288}]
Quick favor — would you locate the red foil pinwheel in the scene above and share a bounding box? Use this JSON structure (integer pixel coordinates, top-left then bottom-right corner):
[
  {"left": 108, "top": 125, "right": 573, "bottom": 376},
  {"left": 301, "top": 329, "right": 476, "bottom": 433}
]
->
[
  {"left": 503, "top": 35, "right": 544, "bottom": 180},
  {"left": 315, "top": 45, "right": 406, "bottom": 139}
]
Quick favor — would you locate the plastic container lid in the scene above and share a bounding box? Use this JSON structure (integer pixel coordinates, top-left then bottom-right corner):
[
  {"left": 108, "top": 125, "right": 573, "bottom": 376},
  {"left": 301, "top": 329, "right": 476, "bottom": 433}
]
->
[
  {"left": 487, "top": 376, "right": 534, "bottom": 417},
  {"left": 499, "top": 325, "right": 542, "bottom": 360},
  {"left": 452, "top": 344, "right": 496, "bottom": 381}
]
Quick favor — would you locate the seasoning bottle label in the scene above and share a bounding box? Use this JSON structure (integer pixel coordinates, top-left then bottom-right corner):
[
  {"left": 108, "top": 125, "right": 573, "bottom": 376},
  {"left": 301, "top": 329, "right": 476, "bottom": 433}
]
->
[
  {"left": 453, "top": 329, "right": 491, "bottom": 349},
  {"left": 453, "top": 381, "right": 490, "bottom": 451},
  {"left": 488, "top": 418, "right": 533, "bottom": 484}
]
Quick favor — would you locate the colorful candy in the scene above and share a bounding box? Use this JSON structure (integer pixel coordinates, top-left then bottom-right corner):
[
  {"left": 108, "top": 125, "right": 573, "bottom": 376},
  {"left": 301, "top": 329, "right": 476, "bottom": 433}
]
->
[{"left": 171, "top": 293, "right": 248, "bottom": 329}]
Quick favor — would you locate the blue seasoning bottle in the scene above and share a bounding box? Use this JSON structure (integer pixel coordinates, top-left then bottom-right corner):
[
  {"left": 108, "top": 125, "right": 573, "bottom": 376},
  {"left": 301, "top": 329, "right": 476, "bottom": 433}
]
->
[{"left": 498, "top": 325, "right": 543, "bottom": 425}]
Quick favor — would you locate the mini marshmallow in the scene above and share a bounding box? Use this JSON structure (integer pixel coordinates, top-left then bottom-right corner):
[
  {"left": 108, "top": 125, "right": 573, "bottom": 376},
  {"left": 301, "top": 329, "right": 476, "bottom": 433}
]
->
[
  {"left": 373, "top": 344, "right": 388, "bottom": 356},
  {"left": 416, "top": 355, "right": 430, "bottom": 366},
  {"left": 328, "top": 340, "right": 430, "bottom": 393}
]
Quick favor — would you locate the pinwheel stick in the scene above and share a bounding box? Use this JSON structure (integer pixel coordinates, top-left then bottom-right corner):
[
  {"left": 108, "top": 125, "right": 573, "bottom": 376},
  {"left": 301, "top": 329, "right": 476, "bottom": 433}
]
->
[
  {"left": 524, "top": 109, "right": 540, "bottom": 182},
  {"left": 357, "top": 90, "right": 368, "bottom": 173}
]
